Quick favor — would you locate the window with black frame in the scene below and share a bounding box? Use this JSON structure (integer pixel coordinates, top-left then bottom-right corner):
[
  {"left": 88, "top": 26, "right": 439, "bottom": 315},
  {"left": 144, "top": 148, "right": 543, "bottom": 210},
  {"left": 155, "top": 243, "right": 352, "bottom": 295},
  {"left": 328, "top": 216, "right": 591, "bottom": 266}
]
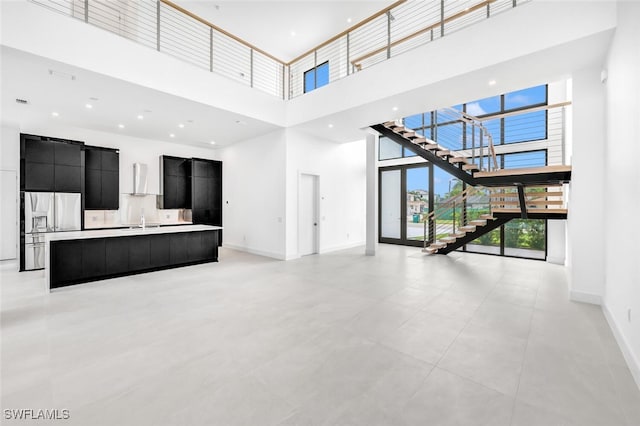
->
[{"left": 304, "top": 61, "right": 329, "bottom": 93}]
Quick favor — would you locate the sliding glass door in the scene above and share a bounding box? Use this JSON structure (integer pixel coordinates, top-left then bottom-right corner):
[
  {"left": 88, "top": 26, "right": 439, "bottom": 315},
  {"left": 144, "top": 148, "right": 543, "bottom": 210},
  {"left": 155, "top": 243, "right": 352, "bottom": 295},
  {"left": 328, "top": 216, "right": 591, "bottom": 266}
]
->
[{"left": 379, "top": 164, "right": 431, "bottom": 246}]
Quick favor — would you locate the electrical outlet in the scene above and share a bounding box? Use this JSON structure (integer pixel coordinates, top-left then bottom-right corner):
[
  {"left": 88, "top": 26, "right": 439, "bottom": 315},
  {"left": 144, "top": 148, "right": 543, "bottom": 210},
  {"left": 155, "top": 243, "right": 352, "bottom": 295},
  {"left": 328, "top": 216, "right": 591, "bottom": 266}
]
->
[{"left": 165, "top": 214, "right": 170, "bottom": 219}]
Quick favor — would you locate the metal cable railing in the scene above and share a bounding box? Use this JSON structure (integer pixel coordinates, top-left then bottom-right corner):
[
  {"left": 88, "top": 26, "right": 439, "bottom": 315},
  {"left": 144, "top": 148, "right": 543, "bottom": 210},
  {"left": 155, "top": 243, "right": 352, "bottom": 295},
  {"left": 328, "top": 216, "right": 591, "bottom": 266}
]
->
[
  {"left": 31, "top": 0, "right": 286, "bottom": 98},
  {"left": 31, "top": 0, "right": 529, "bottom": 100},
  {"left": 288, "top": 0, "right": 530, "bottom": 98}
]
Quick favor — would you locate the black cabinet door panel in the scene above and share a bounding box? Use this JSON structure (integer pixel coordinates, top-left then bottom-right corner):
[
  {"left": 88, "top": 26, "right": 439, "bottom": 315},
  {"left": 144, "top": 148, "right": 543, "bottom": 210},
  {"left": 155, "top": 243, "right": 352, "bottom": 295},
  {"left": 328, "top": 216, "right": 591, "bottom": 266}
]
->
[
  {"left": 192, "top": 160, "right": 210, "bottom": 178},
  {"left": 85, "top": 169, "right": 102, "bottom": 209},
  {"left": 51, "top": 240, "right": 83, "bottom": 286},
  {"left": 55, "top": 142, "right": 81, "bottom": 166},
  {"left": 170, "top": 233, "right": 188, "bottom": 264},
  {"left": 163, "top": 157, "right": 179, "bottom": 176},
  {"left": 24, "top": 162, "right": 54, "bottom": 191},
  {"left": 54, "top": 165, "right": 82, "bottom": 192},
  {"left": 105, "top": 238, "right": 129, "bottom": 275},
  {"left": 25, "top": 138, "right": 54, "bottom": 164},
  {"left": 101, "top": 151, "right": 119, "bottom": 171},
  {"left": 82, "top": 239, "right": 105, "bottom": 278},
  {"left": 192, "top": 177, "right": 208, "bottom": 209},
  {"left": 101, "top": 170, "right": 119, "bottom": 209},
  {"left": 176, "top": 176, "right": 189, "bottom": 208},
  {"left": 201, "top": 231, "right": 217, "bottom": 260},
  {"left": 163, "top": 175, "right": 178, "bottom": 209},
  {"left": 150, "top": 234, "right": 171, "bottom": 267},
  {"left": 187, "top": 232, "right": 204, "bottom": 261},
  {"left": 128, "top": 236, "right": 150, "bottom": 271},
  {"left": 85, "top": 149, "right": 101, "bottom": 170}
]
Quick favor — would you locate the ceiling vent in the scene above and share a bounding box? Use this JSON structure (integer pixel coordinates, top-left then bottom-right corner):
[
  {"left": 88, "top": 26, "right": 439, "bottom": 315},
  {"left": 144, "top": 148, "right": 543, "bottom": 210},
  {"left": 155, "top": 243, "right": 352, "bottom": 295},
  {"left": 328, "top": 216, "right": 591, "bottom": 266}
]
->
[
  {"left": 15, "top": 98, "right": 29, "bottom": 105},
  {"left": 48, "top": 69, "right": 77, "bottom": 81}
]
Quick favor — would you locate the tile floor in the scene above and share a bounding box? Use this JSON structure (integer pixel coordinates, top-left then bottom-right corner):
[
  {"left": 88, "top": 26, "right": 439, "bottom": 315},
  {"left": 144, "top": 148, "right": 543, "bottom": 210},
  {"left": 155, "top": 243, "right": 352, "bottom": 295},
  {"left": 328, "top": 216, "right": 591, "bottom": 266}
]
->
[{"left": 1, "top": 245, "right": 639, "bottom": 425}]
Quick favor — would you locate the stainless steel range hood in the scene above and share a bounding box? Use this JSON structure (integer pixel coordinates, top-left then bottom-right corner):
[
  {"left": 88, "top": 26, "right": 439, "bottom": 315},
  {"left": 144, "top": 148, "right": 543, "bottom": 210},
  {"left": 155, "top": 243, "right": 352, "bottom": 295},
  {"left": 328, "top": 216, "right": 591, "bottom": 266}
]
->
[{"left": 131, "top": 163, "right": 148, "bottom": 195}]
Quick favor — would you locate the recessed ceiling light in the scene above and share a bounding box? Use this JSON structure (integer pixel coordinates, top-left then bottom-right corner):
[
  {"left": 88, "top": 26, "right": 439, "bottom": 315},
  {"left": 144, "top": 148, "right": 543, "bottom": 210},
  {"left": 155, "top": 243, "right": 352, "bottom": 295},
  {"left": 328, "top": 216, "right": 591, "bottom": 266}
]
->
[
  {"left": 489, "top": 79, "right": 497, "bottom": 86},
  {"left": 118, "top": 124, "right": 125, "bottom": 129},
  {"left": 347, "top": 17, "right": 352, "bottom": 23},
  {"left": 178, "top": 123, "right": 185, "bottom": 128},
  {"left": 290, "top": 31, "right": 296, "bottom": 37},
  {"left": 392, "top": 106, "right": 398, "bottom": 111},
  {"left": 85, "top": 103, "right": 93, "bottom": 109},
  {"left": 137, "top": 114, "right": 144, "bottom": 120},
  {"left": 169, "top": 133, "right": 175, "bottom": 138},
  {"left": 51, "top": 112, "right": 59, "bottom": 117},
  {"left": 210, "top": 141, "right": 216, "bottom": 145},
  {"left": 328, "top": 124, "right": 334, "bottom": 128}
]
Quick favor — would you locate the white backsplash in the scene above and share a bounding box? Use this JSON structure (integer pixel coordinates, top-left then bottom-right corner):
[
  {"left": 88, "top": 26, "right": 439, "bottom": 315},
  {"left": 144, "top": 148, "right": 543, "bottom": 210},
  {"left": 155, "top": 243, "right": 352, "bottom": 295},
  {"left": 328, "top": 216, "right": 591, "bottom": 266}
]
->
[{"left": 84, "top": 194, "right": 191, "bottom": 229}]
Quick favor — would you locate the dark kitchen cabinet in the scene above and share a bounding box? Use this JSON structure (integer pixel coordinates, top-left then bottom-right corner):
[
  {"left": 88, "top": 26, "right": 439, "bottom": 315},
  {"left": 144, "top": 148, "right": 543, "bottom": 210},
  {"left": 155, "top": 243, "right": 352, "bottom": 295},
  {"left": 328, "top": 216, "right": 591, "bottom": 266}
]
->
[
  {"left": 191, "top": 159, "right": 222, "bottom": 237},
  {"left": 54, "top": 142, "right": 81, "bottom": 166},
  {"left": 84, "top": 146, "right": 119, "bottom": 210},
  {"left": 169, "top": 232, "right": 188, "bottom": 264},
  {"left": 159, "top": 156, "right": 191, "bottom": 209},
  {"left": 51, "top": 240, "right": 83, "bottom": 286},
  {"left": 105, "top": 238, "right": 129, "bottom": 275},
  {"left": 128, "top": 236, "right": 150, "bottom": 271},
  {"left": 21, "top": 134, "right": 83, "bottom": 192},
  {"left": 49, "top": 230, "right": 219, "bottom": 288},
  {"left": 54, "top": 165, "right": 82, "bottom": 192},
  {"left": 82, "top": 239, "right": 105, "bottom": 279},
  {"left": 150, "top": 234, "right": 171, "bottom": 267},
  {"left": 24, "top": 162, "right": 54, "bottom": 191}
]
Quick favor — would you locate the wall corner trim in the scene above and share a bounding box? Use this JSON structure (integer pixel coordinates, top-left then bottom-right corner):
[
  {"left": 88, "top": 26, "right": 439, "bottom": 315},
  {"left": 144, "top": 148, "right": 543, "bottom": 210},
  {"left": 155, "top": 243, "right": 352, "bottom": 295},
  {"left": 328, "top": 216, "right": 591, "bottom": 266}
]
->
[
  {"left": 602, "top": 304, "right": 640, "bottom": 391},
  {"left": 569, "top": 290, "right": 602, "bottom": 305}
]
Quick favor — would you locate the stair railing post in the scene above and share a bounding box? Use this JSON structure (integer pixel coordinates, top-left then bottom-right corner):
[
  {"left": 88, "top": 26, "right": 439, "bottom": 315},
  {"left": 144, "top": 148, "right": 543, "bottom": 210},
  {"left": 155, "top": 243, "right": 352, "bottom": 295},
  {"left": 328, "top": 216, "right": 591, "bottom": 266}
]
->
[
  {"left": 84, "top": 0, "right": 89, "bottom": 22},
  {"left": 386, "top": 11, "right": 392, "bottom": 59},
  {"left": 453, "top": 201, "right": 456, "bottom": 235},
  {"left": 346, "top": 32, "right": 351, "bottom": 76},
  {"left": 480, "top": 127, "right": 484, "bottom": 171},
  {"left": 440, "top": 0, "right": 445, "bottom": 36},
  {"left": 250, "top": 48, "right": 254, "bottom": 88},
  {"left": 156, "top": 1, "right": 161, "bottom": 51}
]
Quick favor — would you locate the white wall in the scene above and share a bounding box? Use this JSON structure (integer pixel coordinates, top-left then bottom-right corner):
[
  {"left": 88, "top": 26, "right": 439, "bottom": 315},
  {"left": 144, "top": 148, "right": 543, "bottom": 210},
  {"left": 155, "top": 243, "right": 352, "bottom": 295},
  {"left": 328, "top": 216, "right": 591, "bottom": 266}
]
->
[
  {"left": 284, "top": 129, "right": 366, "bottom": 259},
  {"left": 0, "top": 125, "right": 20, "bottom": 260},
  {"left": 602, "top": 0, "right": 640, "bottom": 387},
  {"left": 218, "top": 130, "right": 287, "bottom": 259},
  {"left": 566, "top": 67, "right": 606, "bottom": 304}
]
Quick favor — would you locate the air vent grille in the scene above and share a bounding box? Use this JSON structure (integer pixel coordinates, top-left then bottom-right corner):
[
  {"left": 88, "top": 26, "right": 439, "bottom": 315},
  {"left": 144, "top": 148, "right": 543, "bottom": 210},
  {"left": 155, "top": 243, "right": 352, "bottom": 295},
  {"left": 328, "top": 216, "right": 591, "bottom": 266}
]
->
[{"left": 15, "top": 98, "right": 29, "bottom": 104}]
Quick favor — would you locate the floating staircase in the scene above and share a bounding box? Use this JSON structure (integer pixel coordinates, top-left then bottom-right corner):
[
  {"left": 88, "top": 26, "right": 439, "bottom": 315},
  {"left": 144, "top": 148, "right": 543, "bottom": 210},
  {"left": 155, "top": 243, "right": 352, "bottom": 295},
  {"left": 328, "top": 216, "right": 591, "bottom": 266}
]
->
[{"left": 372, "top": 108, "right": 572, "bottom": 256}]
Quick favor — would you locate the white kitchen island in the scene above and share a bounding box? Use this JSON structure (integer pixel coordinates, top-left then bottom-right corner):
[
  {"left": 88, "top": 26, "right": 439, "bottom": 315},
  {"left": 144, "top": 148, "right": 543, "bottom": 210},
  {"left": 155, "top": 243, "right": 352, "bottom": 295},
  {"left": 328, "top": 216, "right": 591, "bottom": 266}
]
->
[{"left": 45, "top": 225, "right": 222, "bottom": 291}]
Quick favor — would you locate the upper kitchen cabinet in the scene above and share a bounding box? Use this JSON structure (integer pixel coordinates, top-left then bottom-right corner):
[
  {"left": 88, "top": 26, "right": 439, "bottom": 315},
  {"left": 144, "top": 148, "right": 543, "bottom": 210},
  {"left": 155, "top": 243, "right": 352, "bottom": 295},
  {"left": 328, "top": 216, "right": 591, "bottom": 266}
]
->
[
  {"left": 21, "top": 134, "right": 83, "bottom": 192},
  {"left": 84, "top": 146, "right": 119, "bottom": 210},
  {"left": 191, "top": 158, "right": 222, "bottom": 231},
  {"left": 159, "top": 156, "right": 191, "bottom": 209}
]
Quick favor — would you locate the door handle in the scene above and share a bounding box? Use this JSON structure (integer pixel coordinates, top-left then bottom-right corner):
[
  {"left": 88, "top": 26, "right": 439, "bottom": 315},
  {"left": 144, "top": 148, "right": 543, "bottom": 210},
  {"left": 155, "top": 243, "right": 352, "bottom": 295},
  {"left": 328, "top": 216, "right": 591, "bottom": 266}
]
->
[{"left": 313, "top": 223, "right": 317, "bottom": 226}]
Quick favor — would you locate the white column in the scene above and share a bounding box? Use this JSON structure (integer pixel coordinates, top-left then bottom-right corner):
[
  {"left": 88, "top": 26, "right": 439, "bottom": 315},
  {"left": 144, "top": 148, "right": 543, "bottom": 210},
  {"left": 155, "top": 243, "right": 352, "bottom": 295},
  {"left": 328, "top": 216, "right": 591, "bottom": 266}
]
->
[{"left": 365, "top": 133, "right": 378, "bottom": 256}]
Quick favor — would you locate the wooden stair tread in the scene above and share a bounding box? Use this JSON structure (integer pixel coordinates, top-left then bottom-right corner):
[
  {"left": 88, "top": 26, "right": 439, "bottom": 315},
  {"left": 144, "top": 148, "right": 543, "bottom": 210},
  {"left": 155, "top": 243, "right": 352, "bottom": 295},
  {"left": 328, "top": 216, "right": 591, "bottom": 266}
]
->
[
  {"left": 422, "top": 247, "right": 437, "bottom": 254},
  {"left": 469, "top": 219, "right": 487, "bottom": 226},
  {"left": 436, "top": 150, "right": 451, "bottom": 157},
  {"left": 479, "top": 214, "right": 495, "bottom": 220},
  {"left": 413, "top": 137, "right": 427, "bottom": 144},
  {"left": 462, "top": 164, "right": 480, "bottom": 171},
  {"left": 429, "top": 242, "right": 447, "bottom": 249},
  {"left": 440, "top": 237, "right": 457, "bottom": 243},
  {"left": 383, "top": 121, "right": 399, "bottom": 128},
  {"left": 490, "top": 200, "right": 564, "bottom": 206},
  {"left": 449, "top": 157, "right": 468, "bottom": 164},
  {"left": 474, "top": 165, "right": 572, "bottom": 178},
  {"left": 458, "top": 226, "right": 476, "bottom": 232},
  {"left": 489, "top": 191, "right": 563, "bottom": 198},
  {"left": 492, "top": 208, "right": 568, "bottom": 214}
]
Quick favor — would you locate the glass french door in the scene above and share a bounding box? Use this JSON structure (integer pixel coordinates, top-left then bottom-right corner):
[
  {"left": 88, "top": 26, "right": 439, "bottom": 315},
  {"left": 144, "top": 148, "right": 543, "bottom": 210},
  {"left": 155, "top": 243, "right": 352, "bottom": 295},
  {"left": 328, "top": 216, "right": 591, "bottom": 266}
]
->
[{"left": 379, "top": 164, "right": 432, "bottom": 246}]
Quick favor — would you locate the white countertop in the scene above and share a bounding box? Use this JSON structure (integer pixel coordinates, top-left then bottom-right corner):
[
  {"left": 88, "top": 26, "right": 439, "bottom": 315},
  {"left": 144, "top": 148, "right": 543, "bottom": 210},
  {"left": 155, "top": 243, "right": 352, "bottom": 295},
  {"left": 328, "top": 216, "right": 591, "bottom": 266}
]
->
[{"left": 45, "top": 225, "right": 223, "bottom": 243}]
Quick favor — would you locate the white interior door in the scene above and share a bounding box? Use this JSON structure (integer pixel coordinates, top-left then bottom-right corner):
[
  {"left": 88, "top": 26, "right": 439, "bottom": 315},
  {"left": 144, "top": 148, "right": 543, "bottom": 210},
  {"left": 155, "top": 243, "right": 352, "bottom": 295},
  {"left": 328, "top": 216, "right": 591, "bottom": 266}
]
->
[
  {"left": 299, "top": 174, "right": 319, "bottom": 256},
  {"left": 0, "top": 170, "right": 17, "bottom": 260}
]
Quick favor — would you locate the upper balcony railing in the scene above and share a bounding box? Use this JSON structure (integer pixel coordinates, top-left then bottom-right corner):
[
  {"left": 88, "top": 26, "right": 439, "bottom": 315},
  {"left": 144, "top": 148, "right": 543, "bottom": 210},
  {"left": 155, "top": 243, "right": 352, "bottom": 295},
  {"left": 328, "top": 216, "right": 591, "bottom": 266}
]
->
[{"left": 30, "top": 0, "right": 530, "bottom": 100}]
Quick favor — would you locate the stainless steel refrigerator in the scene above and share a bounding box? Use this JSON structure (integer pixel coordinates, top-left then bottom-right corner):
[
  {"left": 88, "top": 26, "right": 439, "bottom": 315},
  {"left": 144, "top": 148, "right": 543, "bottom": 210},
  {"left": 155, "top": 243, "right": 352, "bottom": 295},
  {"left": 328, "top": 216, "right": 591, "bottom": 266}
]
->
[{"left": 23, "top": 192, "right": 81, "bottom": 270}]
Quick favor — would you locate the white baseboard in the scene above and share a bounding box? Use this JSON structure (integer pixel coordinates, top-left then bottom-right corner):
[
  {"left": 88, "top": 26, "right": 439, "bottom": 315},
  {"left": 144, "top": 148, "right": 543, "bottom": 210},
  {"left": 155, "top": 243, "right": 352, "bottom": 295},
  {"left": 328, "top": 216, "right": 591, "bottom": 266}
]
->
[
  {"left": 222, "top": 243, "right": 286, "bottom": 260},
  {"left": 602, "top": 304, "right": 640, "bottom": 391},
  {"left": 569, "top": 290, "right": 602, "bottom": 305},
  {"left": 319, "top": 241, "right": 365, "bottom": 255}
]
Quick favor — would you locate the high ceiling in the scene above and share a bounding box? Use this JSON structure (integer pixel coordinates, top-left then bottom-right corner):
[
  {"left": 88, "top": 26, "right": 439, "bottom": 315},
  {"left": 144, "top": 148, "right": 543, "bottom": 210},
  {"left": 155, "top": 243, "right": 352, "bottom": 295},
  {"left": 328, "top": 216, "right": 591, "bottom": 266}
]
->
[{"left": 172, "top": 1, "right": 393, "bottom": 62}]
